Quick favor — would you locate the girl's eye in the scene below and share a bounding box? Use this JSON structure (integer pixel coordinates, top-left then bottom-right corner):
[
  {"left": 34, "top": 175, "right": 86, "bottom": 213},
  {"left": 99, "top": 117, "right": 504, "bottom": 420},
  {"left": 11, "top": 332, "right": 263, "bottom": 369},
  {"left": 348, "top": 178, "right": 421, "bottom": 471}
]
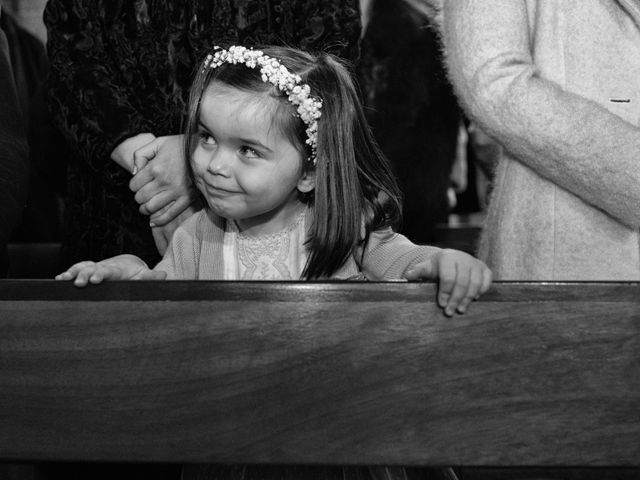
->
[
  {"left": 198, "top": 132, "right": 216, "bottom": 146},
  {"left": 240, "top": 146, "right": 260, "bottom": 158}
]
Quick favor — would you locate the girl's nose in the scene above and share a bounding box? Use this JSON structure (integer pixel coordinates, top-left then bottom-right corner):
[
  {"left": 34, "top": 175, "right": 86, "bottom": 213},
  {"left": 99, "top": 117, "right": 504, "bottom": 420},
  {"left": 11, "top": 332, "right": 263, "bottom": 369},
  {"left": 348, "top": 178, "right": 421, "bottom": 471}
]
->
[{"left": 207, "top": 149, "right": 231, "bottom": 176}]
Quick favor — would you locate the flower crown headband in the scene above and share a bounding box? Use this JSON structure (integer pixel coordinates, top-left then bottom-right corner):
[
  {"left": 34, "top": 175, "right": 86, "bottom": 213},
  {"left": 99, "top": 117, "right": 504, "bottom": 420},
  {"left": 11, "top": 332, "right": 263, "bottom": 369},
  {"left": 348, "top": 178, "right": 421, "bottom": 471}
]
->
[{"left": 202, "top": 45, "right": 323, "bottom": 165}]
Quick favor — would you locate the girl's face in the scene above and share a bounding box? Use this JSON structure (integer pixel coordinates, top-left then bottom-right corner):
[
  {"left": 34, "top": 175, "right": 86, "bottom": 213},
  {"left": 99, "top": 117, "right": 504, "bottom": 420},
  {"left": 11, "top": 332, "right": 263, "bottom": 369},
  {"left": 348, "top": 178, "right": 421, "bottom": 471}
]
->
[{"left": 191, "top": 83, "right": 315, "bottom": 236}]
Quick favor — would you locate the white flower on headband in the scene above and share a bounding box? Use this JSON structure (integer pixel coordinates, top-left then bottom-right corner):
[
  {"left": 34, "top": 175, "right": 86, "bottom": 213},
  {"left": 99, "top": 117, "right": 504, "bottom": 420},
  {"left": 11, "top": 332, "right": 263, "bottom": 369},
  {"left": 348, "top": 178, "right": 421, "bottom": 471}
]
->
[{"left": 203, "top": 45, "right": 322, "bottom": 165}]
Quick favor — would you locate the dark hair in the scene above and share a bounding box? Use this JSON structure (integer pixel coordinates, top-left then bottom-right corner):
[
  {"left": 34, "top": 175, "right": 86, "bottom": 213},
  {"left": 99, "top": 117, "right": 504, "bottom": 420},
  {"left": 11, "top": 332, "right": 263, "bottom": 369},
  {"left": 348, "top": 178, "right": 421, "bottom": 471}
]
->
[{"left": 184, "top": 45, "right": 402, "bottom": 279}]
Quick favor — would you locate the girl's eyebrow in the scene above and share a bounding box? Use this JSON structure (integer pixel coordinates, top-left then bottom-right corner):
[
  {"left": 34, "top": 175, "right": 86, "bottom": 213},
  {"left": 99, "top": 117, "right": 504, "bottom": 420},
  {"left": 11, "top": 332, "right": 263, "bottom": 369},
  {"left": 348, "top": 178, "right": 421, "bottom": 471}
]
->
[
  {"left": 197, "top": 120, "right": 212, "bottom": 132},
  {"left": 238, "top": 137, "right": 274, "bottom": 154}
]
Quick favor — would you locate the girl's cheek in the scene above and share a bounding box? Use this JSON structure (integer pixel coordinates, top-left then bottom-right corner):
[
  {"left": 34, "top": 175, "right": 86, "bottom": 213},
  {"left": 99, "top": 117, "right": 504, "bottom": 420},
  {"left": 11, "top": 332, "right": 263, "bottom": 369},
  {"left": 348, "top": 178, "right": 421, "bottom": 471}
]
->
[{"left": 190, "top": 153, "right": 206, "bottom": 177}]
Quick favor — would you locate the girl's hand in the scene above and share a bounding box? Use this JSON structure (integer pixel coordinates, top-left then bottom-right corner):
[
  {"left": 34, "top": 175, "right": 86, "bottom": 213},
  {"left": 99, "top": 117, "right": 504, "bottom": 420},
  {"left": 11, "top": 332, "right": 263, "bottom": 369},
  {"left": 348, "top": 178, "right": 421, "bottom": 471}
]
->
[
  {"left": 404, "top": 249, "right": 492, "bottom": 316},
  {"left": 55, "top": 254, "right": 166, "bottom": 287},
  {"left": 110, "top": 133, "right": 157, "bottom": 173},
  {"left": 128, "top": 134, "right": 197, "bottom": 226}
]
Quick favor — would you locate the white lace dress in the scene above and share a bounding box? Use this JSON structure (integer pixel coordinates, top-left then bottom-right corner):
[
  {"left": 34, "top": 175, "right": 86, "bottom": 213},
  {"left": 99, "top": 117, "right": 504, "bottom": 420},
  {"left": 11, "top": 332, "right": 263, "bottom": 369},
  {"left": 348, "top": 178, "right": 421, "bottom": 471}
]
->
[{"left": 223, "top": 210, "right": 308, "bottom": 280}]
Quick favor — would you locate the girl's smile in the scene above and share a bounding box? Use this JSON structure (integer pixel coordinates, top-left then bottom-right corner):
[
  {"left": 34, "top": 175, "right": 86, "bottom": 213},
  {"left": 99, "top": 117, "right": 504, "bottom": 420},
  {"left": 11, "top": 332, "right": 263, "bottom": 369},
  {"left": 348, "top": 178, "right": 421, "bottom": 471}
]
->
[
  {"left": 191, "top": 82, "right": 315, "bottom": 236},
  {"left": 204, "top": 184, "right": 241, "bottom": 195}
]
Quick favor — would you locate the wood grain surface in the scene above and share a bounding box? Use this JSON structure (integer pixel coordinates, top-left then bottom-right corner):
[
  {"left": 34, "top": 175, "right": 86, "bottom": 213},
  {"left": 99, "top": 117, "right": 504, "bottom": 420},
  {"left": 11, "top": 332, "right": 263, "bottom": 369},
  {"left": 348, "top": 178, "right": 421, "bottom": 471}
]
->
[{"left": 0, "top": 280, "right": 638, "bottom": 466}]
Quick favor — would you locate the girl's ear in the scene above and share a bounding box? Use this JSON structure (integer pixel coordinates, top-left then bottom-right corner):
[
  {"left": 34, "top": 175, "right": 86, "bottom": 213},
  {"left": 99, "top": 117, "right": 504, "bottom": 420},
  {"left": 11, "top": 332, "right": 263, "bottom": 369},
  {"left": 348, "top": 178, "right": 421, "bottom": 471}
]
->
[{"left": 297, "top": 168, "right": 316, "bottom": 193}]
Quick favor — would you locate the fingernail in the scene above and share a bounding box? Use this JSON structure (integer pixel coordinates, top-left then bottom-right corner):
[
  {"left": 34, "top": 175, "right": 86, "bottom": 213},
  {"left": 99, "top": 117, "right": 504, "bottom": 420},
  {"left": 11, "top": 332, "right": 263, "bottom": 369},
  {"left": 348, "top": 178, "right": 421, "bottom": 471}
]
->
[
  {"left": 149, "top": 222, "right": 156, "bottom": 227},
  {"left": 132, "top": 165, "right": 138, "bottom": 175},
  {"left": 444, "top": 307, "right": 454, "bottom": 317},
  {"left": 457, "top": 306, "right": 467, "bottom": 314}
]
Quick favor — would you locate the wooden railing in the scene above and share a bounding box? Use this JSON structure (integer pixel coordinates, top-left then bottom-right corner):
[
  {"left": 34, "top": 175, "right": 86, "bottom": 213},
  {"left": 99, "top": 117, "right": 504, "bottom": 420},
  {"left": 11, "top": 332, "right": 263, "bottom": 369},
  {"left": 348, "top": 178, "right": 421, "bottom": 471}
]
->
[{"left": 0, "top": 280, "right": 638, "bottom": 466}]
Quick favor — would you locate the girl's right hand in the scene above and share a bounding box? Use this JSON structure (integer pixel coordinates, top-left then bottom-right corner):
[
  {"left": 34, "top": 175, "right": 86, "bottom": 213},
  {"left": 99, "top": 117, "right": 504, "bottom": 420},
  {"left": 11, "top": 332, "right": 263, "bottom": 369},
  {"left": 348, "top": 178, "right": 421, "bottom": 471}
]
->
[{"left": 55, "top": 254, "right": 166, "bottom": 287}]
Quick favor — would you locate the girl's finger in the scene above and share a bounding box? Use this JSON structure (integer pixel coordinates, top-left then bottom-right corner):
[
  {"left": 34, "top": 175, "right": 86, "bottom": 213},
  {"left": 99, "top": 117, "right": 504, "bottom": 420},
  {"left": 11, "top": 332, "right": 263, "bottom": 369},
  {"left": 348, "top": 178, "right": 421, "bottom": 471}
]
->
[
  {"left": 73, "top": 266, "right": 97, "bottom": 287},
  {"left": 436, "top": 254, "right": 457, "bottom": 309},
  {"left": 55, "top": 261, "right": 93, "bottom": 281},
  {"left": 67, "top": 261, "right": 96, "bottom": 276},
  {"left": 445, "top": 264, "right": 470, "bottom": 316},
  {"left": 457, "top": 265, "right": 483, "bottom": 314},
  {"left": 55, "top": 271, "right": 73, "bottom": 280},
  {"left": 88, "top": 268, "right": 108, "bottom": 284}
]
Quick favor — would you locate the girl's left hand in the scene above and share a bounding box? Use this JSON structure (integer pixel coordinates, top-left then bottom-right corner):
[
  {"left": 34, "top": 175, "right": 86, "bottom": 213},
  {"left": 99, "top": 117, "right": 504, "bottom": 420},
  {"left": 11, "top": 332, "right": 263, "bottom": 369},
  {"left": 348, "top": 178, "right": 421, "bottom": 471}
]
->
[
  {"left": 404, "top": 249, "right": 492, "bottom": 316},
  {"left": 55, "top": 254, "right": 166, "bottom": 287}
]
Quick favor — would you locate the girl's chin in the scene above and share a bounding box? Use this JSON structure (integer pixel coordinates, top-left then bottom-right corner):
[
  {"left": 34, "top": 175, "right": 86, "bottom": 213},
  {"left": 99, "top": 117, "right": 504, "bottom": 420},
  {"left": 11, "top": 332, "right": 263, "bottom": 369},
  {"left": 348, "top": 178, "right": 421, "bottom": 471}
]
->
[
  {"left": 206, "top": 200, "right": 236, "bottom": 218},
  {"left": 207, "top": 205, "right": 252, "bottom": 226}
]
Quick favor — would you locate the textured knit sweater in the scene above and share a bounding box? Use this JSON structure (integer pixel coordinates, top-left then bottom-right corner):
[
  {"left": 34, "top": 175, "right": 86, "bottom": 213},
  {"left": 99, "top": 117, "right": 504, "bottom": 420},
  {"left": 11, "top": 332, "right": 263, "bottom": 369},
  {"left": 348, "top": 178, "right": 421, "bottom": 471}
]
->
[
  {"left": 154, "top": 209, "right": 440, "bottom": 280},
  {"left": 442, "top": 0, "right": 640, "bottom": 280}
]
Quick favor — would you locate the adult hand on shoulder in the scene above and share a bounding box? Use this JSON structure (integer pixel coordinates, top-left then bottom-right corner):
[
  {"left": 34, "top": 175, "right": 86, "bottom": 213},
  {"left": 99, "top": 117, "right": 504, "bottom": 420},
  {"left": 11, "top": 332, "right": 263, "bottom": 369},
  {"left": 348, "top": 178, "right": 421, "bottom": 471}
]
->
[
  {"left": 55, "top": 254, "right": 166, "bottom": 287},
  {"left": 110, "top": 133, "right": 157, "bottom": 173},
  {"left": 404, "top": 249, "right": 492, "bottom": 317},
  {"left": 129, "top": 134, "right": 197, "bottom": 226}
]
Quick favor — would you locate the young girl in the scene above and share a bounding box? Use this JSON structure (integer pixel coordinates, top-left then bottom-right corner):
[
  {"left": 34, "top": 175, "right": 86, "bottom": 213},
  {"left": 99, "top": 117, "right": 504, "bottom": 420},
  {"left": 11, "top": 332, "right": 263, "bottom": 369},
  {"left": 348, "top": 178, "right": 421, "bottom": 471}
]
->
[{"left": 56, "top": 45, "right": 491, "bottom": 317}]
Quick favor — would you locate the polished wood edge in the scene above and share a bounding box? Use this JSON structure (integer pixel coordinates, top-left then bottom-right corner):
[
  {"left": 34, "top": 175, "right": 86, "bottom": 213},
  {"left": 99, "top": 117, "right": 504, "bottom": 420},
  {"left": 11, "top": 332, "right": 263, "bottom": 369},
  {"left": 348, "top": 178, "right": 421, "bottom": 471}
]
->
[{"left": 1, "top": 279, "right": 639, "bottom": 302}]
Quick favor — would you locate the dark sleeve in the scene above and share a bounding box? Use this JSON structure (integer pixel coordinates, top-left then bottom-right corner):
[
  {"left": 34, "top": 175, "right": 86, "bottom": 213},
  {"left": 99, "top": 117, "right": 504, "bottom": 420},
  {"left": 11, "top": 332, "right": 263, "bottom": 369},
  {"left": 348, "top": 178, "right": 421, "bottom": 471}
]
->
[
  {"left": 44, "top": 0, "right": 189, "bottom": 189},
  {"left": 0, "top": 24, "right": 28, "bottom": 250}
]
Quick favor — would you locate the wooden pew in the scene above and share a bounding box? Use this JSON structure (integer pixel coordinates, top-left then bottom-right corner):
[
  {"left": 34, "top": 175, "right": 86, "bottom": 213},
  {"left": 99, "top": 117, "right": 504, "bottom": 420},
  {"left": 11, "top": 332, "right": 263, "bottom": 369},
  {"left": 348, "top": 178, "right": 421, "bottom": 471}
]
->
[{"left": 0, "top": 280, "right": 638, "bottom": 467}]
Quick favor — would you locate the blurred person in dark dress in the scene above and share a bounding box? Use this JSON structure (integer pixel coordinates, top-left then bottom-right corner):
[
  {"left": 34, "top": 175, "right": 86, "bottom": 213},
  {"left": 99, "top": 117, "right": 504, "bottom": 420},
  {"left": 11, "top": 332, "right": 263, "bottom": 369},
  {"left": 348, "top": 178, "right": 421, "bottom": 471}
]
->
[
  {"left": 2, "top": 8, "right": 65, "bottom": 248},
  {"left": 357, "top": 0, "right": 463, "bottom": 244},
  {"left": 0, "top": 3, "right": 29, "bottom": 277}
]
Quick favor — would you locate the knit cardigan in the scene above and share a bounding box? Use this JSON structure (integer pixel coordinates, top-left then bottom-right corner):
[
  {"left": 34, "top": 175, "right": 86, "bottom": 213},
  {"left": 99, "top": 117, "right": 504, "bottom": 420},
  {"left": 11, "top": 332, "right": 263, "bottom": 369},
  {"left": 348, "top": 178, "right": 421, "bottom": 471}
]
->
[
  {"left": 154, "top": 209, "right": 440, "bottom": 280},
  {"left": 441, "top": 0, "right": 640, "bottom": 280}
]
